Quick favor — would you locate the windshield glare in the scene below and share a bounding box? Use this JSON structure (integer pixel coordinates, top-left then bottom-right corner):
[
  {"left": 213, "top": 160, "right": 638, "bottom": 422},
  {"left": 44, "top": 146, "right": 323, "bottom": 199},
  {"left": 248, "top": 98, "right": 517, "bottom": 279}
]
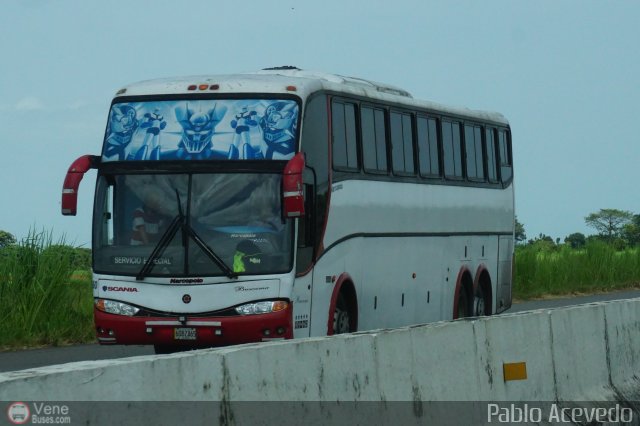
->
[{"left": 93, "top": 173, "right": 293, "bottom": 277}]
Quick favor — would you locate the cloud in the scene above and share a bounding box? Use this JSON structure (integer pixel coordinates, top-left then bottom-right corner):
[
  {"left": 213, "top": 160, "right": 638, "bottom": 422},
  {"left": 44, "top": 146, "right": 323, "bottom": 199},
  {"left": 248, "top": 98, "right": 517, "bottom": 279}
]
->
[
  {"left": 15, "top": 96, "right": 45, "bottom": 111},
  {"left": 66, "top": 100, "right": 89, "bottom": 110}
]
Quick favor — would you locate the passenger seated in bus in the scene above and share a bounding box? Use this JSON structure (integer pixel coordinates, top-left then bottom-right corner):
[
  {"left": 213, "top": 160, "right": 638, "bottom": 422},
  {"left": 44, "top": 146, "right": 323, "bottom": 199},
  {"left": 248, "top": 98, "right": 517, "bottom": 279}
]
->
[{"left": 130, "top": 190, "right": 167, "bottom": 245}]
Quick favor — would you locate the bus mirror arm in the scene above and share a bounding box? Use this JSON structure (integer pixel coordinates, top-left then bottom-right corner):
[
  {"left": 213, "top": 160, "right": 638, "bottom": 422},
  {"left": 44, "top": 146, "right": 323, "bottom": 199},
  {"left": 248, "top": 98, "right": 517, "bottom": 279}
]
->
[
  {"left": 302, "top": 164, "right": 317, "bottom": 246},
  {"left": 282, "top": 153, "right": 306, "bottom": 219},
  {"left": 303, "top": 183, "right": 316, "bottom": 247},
  {"left": 61, "top": 155, "right": 100, "bottom": 216},
  {"left": 304, "top": 164, "right": 318, "bottom": 189}
]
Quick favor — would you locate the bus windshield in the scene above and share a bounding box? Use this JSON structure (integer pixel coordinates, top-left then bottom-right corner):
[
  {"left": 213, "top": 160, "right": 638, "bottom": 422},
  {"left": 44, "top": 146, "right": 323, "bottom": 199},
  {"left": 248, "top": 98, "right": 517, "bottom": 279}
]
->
[{"left": 93, "top": 173, "right": 293, "bottom": 277}]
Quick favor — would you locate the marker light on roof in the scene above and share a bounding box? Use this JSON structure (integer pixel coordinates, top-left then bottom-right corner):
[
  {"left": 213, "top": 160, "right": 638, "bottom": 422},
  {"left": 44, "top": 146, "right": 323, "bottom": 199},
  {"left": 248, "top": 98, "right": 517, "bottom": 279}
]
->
[
  {"left": 198, "top": 84, "right": 208, "bottom": 90},
  {"left": 209, "top": 84, "right": 219, "bottom": 90},
  {"left": 188, "top": 85, "right": 197, "bottom": 91},
  {"left": 286, "top": 85, "right": 297, "bottom": 92}
]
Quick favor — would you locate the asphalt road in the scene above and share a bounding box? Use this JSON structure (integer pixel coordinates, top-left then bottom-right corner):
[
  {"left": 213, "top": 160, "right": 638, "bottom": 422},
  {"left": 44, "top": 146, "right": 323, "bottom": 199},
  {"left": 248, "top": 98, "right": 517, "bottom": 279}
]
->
[
  {"left": 507, "top": 288, "right": 640, "bottom": 313},
  {"left": 1, "top": 289, "right": 639, "bottom": 373}
]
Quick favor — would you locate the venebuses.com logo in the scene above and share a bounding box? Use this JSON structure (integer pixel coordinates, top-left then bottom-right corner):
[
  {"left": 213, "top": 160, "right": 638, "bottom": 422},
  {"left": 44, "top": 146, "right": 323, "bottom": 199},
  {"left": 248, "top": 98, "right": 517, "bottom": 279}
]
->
[
  {"left": 6, "top": 402, "right": 71, "bottom": 424},
  {"left": 7, "top": 402, "right": 30, "bottom": 424}
]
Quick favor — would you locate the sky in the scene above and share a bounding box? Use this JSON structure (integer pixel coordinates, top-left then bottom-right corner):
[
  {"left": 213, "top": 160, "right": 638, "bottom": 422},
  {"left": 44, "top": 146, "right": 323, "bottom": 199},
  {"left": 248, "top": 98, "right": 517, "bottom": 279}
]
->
[{"left": 1, "top": 0, "right": 639, "bottom": 246}]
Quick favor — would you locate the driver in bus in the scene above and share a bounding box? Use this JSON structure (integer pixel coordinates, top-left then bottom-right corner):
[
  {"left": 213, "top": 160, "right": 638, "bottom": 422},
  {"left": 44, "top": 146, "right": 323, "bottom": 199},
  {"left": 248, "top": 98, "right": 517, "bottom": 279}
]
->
[{"left": 130, "top": 190, "right": 167, "bottom": 245}]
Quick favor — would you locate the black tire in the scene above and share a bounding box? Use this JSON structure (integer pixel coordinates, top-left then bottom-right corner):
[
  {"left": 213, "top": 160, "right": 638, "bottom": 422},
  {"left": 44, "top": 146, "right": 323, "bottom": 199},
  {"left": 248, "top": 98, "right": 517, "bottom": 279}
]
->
[
  {"left": 457, "top": 286, "right": 471, "bottom": 319},
  {"left": 333, "top": 293, "right": 352, "bottom": 334},
  {"left": 154, "top": 344, "right": 180, "bottom": 355},
  {"left": 474, "top": 286, "right": 487, "bottom": 316}
]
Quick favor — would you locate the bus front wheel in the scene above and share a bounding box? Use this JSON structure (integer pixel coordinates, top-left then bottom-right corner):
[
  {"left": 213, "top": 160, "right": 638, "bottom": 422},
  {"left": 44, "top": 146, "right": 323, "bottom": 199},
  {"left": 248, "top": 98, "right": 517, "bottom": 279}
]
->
[
  {"left": 154, "top": 344, "right": 181, "bottom": 354},
  {"left": 333, "top": 293, "right": 351, "bottom": 334}
]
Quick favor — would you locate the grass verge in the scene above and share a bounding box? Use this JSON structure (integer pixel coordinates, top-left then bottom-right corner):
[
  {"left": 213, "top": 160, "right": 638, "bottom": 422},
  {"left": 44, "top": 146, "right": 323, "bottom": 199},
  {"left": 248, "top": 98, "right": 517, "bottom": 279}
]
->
[
  {"left": 0, "top": 231, "right": 94, "bottom": 349},
  {"left": 513, "top": 241, "right": 640, "bottom": 300}
]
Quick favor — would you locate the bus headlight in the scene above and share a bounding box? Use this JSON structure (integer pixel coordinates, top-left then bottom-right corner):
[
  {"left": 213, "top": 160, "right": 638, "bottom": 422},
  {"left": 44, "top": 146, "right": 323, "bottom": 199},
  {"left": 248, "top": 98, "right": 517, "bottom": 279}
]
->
[
  {"left": 95, "top": 299, "right": 140, "bottom": 316},
  {"left": 235, "top": 300, "right": 288, "bottom": 315}
]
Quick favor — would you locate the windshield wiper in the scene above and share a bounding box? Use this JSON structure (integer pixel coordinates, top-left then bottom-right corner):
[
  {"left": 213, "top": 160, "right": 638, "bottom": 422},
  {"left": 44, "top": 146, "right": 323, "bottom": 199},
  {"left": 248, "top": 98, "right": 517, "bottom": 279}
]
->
[
  {"left": 136, "top": 190, "right": 237, "bottom": 280},
  {"left": 135, "top": 214, "right": 182, "bottom": 281},
  {"left": 174, "top": 190, "right": 236, "bottom": 279},
  {"left": 185, "top": 225, "right": 237, "bottom": 279}
]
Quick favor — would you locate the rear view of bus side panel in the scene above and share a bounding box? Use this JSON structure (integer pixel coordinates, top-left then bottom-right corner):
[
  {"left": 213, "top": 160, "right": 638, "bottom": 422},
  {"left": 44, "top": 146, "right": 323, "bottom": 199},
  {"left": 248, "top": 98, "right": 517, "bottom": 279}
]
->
[
  {"left": 307, "top": 234, "right": 502, "bottom": 336},
  {"left": 496, "top": 235, "right": 514, "bottom": 313}
]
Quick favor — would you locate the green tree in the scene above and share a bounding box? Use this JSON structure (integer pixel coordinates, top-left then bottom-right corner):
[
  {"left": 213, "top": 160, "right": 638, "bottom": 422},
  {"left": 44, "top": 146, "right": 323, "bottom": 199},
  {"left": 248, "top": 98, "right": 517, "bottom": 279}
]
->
[
  {"left": 515, "top": 216, "right": 526, "bottom": 244},
  {"left": 526, "top": 233, "right": 557, "bottom": 252},
  {"left": 527, "top": 233, "right": 554, "bottom": 245},
  {"left": 564, "top": 232, "right": 586, "bottom": 249},
  {"left": 0, "top": 230, "right": 16, "bottom": 248},
  {"left": 621, "top": 214, "right": 640, "bottom": 247},
  {"left": 584, "top": 209, "right": 633, "bottom": 242}
]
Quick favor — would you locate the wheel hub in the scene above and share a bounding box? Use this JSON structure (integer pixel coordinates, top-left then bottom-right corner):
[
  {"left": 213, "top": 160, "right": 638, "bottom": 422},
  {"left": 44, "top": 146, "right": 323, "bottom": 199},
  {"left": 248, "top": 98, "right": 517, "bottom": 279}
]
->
[
  {"left": 334, "top": 309, "right": 350, "bottom": 334},
  {"left": 474, "top": 296, "right": 485, "bottom": 316}
]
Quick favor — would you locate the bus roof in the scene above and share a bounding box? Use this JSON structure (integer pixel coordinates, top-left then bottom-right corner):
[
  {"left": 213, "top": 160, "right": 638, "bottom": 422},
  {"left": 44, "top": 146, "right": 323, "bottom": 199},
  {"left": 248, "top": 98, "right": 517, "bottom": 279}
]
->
[{"left": 115, "top": 67, "right": 509, "bottom": 125}]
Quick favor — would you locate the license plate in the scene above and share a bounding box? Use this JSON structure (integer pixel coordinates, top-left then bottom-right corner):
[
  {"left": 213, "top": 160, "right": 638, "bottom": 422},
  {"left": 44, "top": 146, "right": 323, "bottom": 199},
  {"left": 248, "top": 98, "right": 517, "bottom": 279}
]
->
[{"left": 174, "top": 327, "right": 197, "bottom": 340}]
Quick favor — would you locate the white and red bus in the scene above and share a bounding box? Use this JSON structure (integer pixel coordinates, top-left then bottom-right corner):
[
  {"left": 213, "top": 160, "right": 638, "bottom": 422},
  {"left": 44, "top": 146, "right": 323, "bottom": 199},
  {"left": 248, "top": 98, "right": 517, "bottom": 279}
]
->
[{"left": 62, "top": 67, "right": 514, "bottom": 353}]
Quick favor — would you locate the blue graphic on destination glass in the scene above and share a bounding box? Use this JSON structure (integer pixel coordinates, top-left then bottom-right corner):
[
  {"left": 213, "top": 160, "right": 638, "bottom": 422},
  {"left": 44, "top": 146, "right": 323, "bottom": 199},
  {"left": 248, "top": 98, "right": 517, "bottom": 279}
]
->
[{"left": 102, "top": 99, "right": 299, "bottom": 162}]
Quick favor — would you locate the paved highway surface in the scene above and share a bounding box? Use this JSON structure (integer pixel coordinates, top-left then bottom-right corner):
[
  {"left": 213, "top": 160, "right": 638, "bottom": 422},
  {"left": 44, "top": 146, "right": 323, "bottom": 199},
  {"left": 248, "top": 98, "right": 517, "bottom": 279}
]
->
[{"left": 1, "top": 289, "right": 639, "bottom": 373}]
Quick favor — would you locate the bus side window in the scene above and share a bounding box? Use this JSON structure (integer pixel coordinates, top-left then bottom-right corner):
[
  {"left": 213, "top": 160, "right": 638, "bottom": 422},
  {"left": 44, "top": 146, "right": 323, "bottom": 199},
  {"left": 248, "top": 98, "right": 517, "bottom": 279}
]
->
[
  {"left": 361, "top": 106, "right": 388, "bottom": 173},
  {"left": 297, "top": 94, "right": 329, "bottom": 274},
  {"left": 464, "top": 124, "right": 485, "bottom": 181},
  {"left": 390, "top": 111, "right": 415, "bottom": 175},
  {"left": 485, "top": 127, "right": 499, "bottom": 183},
  {"left": 498, "top": 129, "right": 512, "bottom": 183},
  {"left": 442, "top": 119, "right": 463, "bottom": 179},
  {"left": 331, "top": 100, "right": 359, "bottom": 171},
  {"left": 416, "top": 116, "right": 440, "bottom": 177}
]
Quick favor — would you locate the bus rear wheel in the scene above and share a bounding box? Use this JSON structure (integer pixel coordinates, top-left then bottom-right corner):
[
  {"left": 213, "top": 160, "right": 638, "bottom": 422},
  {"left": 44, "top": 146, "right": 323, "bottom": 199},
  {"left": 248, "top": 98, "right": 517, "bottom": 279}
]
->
[
  {"left": 457, "top": 286, "right": 471, "bottom": 319},
  {"left": 474, "top": 287, "right": 487, "bottom": 316}
]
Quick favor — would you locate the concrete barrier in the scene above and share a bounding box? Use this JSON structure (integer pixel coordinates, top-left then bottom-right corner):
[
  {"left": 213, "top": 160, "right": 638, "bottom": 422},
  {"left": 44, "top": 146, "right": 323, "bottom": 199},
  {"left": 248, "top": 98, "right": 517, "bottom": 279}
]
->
[
  {"left": 2, "top": 298, "right": 640, "bottom": 404},
  {"left": 604, "top": 299, "right": 640, "bottom": 400}
]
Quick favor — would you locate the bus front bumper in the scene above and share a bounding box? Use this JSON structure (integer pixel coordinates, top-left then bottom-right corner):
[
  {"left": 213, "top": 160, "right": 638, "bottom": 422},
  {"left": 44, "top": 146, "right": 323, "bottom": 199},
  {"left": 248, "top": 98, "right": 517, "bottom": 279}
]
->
[{"left": 94, "top": 304, "right": 293, "bottom": 346}]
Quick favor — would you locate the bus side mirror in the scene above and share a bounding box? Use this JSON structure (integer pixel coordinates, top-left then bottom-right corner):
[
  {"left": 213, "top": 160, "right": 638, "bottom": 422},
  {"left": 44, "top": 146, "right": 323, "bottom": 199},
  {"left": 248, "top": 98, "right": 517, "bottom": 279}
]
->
[
  {"left": 62, "top": 155, "right": 99, "bottom": 216},
  {"left": 282, "top": 153, "right": 305, "bottom": 218}
]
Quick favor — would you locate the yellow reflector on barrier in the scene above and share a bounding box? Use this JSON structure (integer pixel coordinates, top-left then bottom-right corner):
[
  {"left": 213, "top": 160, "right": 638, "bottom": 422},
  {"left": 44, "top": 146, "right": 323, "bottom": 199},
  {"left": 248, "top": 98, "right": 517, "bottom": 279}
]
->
[{"left": 503, "top": 362, "right": 527, "bottom": 381}]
